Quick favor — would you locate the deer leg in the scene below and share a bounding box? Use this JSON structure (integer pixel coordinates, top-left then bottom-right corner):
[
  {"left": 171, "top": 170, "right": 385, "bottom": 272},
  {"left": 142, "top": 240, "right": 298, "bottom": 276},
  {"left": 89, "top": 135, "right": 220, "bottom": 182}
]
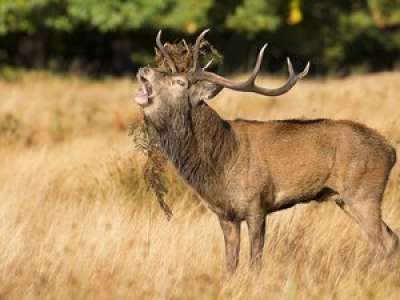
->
[
  {"left": 337, "top": 195, "right": 399, "bottom": 258},
  {"left": 246, "top": 214, "right": 266, "bottom": 272},
  {"left": 218, "top": 218, "right": 241, "bottom": 274}
]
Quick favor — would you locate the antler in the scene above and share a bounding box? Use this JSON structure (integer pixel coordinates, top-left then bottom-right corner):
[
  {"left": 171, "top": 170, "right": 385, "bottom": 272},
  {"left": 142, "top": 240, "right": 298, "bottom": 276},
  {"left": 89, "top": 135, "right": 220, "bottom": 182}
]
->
[
  {"left": 156, "top": 30, "right": 177, "bottom": 73},
  {"left": 190, "top": 30, "right": 310, "bottom": 97},
  {"left": 191, "top": 28, "right": 210, "bottom": 73}
]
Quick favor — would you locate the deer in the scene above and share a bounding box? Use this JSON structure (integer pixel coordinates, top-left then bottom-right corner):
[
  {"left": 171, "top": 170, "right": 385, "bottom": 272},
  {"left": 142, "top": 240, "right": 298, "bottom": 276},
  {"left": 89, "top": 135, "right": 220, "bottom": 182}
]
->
[{"left": 134, "top": 29, "right": 399, "bottom": 273}]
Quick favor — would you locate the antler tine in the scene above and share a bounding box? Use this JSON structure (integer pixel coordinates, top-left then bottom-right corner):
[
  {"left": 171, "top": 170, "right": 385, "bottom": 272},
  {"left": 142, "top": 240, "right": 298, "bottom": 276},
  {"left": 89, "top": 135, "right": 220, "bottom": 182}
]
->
[
  {"left": 191, "top": 28, "right": 210, "bottom": 73},
  {"left": 156, "top": 30, "right": 177, "bottom": 73},
  {"left": 193, "top": 43, "right": 310, "bottom": 97},
  {"left": 245, "top": 43, "right": 268, "bottom": 85},
  {"left": 299, "top": 60, "right": 310, "bottom": 78},
  {"left": 287, "top": 57, "right": 294, "bottom": 77}
]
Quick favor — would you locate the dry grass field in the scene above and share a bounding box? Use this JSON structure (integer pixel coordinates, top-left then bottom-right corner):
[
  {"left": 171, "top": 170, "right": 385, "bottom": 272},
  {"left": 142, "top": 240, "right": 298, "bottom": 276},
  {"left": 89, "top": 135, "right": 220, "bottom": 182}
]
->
[{"left": 0, "top": 71, "right": 400, "bottom": 299}]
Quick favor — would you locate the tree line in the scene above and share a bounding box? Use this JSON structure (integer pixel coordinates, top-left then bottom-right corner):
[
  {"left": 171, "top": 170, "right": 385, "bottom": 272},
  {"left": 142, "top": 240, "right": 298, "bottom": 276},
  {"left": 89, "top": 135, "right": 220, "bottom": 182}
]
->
[{"left": 0, "top": 0, "right": 399, "bottom": 76}]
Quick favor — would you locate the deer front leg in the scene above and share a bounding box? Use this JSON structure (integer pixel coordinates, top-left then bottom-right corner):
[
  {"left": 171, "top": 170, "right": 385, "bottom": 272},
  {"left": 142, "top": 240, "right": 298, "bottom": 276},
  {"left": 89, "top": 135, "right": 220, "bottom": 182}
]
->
[
  {"left": 218, "top": 218, "right": 241, "bottom": 274},
  {"left": 246, "top": 214, "right": 266, "bottom": 272}
]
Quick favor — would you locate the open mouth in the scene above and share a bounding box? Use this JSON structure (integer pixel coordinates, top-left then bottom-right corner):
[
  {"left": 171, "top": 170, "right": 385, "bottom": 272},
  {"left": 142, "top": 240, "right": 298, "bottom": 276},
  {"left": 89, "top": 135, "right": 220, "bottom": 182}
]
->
[{"left": 135, "top": 75, "right": 154, "bottom": 106}]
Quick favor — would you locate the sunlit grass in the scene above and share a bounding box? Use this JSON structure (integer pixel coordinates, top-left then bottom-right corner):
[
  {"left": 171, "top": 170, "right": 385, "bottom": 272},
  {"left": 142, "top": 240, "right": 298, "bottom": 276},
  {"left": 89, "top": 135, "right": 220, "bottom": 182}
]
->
[{"left": 0, "top": 71, "right": 399, "bottom": 299}]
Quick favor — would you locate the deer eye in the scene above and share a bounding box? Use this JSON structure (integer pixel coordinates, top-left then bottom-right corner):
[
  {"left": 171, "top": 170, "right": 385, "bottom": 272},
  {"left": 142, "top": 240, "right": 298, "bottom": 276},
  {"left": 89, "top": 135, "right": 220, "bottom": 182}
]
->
[{"left": 174, "top": 79, "right": 187, "bottom": 88}]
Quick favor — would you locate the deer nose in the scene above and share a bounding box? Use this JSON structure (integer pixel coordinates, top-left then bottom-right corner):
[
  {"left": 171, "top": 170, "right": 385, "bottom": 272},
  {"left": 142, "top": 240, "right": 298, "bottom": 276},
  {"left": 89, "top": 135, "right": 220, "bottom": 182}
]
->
[{"left": 138, "top": 67, "right": 151, "bottom": 77}]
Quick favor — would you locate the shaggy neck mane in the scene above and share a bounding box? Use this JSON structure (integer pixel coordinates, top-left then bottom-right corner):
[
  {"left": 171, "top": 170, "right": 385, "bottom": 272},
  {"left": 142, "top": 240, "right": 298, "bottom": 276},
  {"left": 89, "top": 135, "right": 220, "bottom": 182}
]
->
[{"left": 147, "top": 102, "right": 238, "bottom": 196}]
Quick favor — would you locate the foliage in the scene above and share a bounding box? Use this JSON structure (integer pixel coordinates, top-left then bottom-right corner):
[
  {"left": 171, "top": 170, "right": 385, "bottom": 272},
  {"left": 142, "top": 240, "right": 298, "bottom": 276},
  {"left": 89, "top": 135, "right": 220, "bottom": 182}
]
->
[
  {"left": 226, "top": 0, "right": 281, "bottom": 33},
  {"left": 0, "top": 0, "right": 399, "bottom": 74},
  {"left": 129, "top": 117, "right": 173, "bottom": 220}
]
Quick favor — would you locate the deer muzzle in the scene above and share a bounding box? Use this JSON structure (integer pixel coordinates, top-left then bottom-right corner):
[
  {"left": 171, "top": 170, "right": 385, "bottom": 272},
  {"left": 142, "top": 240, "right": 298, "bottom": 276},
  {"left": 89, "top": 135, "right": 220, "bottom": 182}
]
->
[{"left": 135, "top": 67, "right": 154, "bottom": 106}]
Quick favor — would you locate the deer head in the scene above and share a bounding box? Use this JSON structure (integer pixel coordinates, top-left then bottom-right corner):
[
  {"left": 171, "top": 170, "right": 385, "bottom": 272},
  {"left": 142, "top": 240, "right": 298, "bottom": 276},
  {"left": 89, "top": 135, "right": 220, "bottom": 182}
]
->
[{"left": 135, "top": 29, "right": 309, "bottom": 128}]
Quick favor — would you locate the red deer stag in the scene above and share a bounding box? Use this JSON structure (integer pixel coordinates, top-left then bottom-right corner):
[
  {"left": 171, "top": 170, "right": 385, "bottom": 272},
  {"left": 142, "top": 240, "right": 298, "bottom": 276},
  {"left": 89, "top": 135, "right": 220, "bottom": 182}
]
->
[{"left": 134, "top": 29, "right": 399, "bottom": 273}]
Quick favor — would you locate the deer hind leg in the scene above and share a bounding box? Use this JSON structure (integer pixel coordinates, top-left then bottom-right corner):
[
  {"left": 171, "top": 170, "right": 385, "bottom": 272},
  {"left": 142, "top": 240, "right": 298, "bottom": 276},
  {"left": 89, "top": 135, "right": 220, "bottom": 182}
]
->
[
  {"left": 336, "top": 190, "right": 399, "bottom": 258},
  {"left": 218, "top": 218, "right": 241, "bottom": 274}
]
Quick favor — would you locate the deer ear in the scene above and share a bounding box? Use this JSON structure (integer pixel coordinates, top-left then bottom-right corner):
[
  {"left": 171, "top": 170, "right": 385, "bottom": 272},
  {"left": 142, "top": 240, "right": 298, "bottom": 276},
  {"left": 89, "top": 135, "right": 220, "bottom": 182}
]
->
[{"left": 189, "top": 81, "right": 221, "bottom": 106}]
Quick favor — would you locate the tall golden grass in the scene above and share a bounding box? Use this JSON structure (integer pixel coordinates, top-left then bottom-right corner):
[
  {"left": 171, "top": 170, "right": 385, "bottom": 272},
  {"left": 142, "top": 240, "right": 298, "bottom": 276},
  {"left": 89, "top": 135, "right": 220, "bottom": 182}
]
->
[{"left": 0, "top": 71, "right": 399, "bottom": 299}]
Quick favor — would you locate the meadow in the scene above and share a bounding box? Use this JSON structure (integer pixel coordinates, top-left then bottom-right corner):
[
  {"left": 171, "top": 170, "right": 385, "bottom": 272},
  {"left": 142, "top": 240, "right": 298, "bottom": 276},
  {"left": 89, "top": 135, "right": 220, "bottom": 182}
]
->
[{"left": 0, "top": 71, "right": 399, "bottom": 299}]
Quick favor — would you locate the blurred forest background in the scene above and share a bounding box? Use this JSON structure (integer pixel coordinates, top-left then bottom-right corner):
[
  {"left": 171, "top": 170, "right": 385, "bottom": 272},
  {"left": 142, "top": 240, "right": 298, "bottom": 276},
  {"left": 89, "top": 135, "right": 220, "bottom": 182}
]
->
[
  {"left": 0, "top": 0, "right": 400, "bottom": 77},
  {"left": 2, "top": 2, "right": 400, "bottom": 298}
]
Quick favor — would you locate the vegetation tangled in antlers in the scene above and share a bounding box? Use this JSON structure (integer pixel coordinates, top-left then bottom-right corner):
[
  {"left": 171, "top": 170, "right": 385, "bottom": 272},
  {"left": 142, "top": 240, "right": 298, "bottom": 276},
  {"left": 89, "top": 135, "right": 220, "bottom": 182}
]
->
[
  {"left": 154, "top": 38, "right": 222, "bottom": 73},
  {"left": 129, "top": 120, "right": 172, "bottom": 220}
]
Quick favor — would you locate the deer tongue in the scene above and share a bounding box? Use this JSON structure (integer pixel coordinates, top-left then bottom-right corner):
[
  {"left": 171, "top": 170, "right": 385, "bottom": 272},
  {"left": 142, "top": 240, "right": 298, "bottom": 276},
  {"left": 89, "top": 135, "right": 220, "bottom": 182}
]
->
[{"left": 135, "top": 86, "right": 149, "bottom": 106}]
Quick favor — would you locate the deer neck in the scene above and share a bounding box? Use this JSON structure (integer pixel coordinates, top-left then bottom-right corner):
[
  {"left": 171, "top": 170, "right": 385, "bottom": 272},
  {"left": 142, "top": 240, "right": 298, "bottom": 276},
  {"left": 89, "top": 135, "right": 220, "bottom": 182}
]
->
[{"left": 147, "top": 102, "right": 238, "bottom": 196}]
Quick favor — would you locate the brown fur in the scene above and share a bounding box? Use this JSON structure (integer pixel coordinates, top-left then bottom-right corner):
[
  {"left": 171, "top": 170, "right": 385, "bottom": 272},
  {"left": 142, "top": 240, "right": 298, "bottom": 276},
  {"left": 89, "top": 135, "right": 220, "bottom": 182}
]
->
[{"left": 136, "top": 67, "right": 399, "bottom": 273}]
